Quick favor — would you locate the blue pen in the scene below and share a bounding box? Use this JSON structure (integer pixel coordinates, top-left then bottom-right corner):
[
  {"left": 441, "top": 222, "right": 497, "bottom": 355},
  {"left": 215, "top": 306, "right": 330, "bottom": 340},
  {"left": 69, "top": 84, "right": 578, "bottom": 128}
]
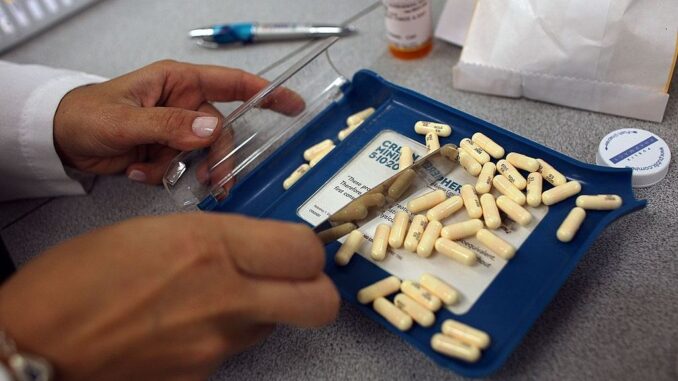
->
[{"left": 189, "top": 22, "right": 356, "bottom": 46}]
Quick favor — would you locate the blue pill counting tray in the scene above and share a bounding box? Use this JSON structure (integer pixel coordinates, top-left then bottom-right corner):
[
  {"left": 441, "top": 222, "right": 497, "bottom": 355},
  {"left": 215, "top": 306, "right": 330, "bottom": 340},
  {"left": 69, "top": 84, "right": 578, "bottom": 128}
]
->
[{"left": 163, "top": 38, "right": 645, "bottom": 378}]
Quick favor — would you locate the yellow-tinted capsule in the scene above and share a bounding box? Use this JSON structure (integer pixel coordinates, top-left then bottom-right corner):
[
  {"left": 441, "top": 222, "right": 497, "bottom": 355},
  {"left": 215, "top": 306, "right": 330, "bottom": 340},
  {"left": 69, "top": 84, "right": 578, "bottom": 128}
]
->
[
  {"left": 480, "top": 194, "right": 501, "bottom": 229},
  {"left": 309, "top": 145, "right": 335, "bottom": 167},
  {"left": 303, "top": 139, "right": 334, "bottom": 161},
  {"left": 388, "top": 211, "right": 410, "bottom": 249},
  {"left": 373, "top": 297, "right": 413, "bottom": 331},
  {"left": 435, "top": 238, "right": 477, "bottom": 266},
  {"left": 493, "top": 175, "right": 526, "bottom": 205},
  {"left": 426, "top": 195, "right": 464, "bottom": 222},
  {"left": 408, "top": 189, "right": 446, "bottom": 213},
  {"left": 357, "top": 276, "right": 401, "bottom": 304},
  {"left": 416, "top": 220, "right": 443, "bottom": 258},
  {"left": 496, "top": 195, "right": 532, "bottom": 226},
  {"left": 399, "top": 146, "right": 414, "bottom": 169},
  {"left": 460, "top": 185, "right": 483, "bottom": 219},
  {"left": 404, "top": 214, "right": 428, "bottom": 252},
  {"left": 557, "top": 207, "right": 586, "bottom": 242},
  {"left": 394, "top": 293, "right": 435, "bottom": 327},
  {"left": 472, "top": 132, "right": 505, "bottom": 159},
  {"left": 346, "top": 107, "right": 374, "bottom": 126},
  {"left": 431, "top": 334, "right": 481, "bottom": 363},
  {"left": 576, "top": 194, "right": 622, "bottom": 210},
  {"left": 420, "top": 273, "right": 460, "bottom": 306},
  {"left": 440, "top": 144, "right": 459, "bottom": 161},
  {"left": 426, "top": 132, "right": 440, "bottom": 152},
  {"left": 371, "top": 224, "right": 391, "bottom": 261},
  {"left": 361, "top": 193, "right": 386, "bottom": 208},
  {"left": 476, "top": 229, "right": 515, "bottom": 259},
  {"left": 526, "top": 172, "right": 543, "bottom": 207},
  {"left": 317, "top": 222, "right": 357, "bottom": 244},
  {"left": 496, "top": 159, "right": 527, "bottom": 190},
  {"left": 334, "top": 230, "right": 364, "bottom": 266},
  {"left": 442, "top": 319, "right": 491, "bottom": 349},
  {"left": 338, "top": 120, "right": 363, "bottom": 141},
  {"left": 537, "top": 159, "right": 567, "bottom": 186},
  {"left": 388, "top": 168, "right": 416, "bottom": 200},
  {"left": 283, "top": 163, "right": 310, "bottom": 190},
  {"left": 414, "top": 121, "right": 452, "bottom": 137},
  {"left": 330, "top": 202, "right": 368, "bottom": 223},
  {"left": 542, "top": 181, "right": 581, "bottom": 206},
  {"left": 458, "top": 150, "right": 482, "bottom": 176},
  {"left": 507, "top": 152, "right": 540, "bottom": 172},
  {"left": 400, "top": 280, "right": 442, "bottom": 311},
  {"left": 475, "top": 162, "right": 496, "bottom": 194},
  {"left": 441, "top": 219, "right": 484, "bottom": 240},
  {"left": 460, "top": 138, "right": 490, "bottom": 164}
]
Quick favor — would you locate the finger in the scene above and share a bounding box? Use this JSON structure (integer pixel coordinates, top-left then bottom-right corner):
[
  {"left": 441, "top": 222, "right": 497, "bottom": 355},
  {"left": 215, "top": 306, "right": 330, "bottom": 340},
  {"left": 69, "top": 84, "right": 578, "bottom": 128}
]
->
[
  {"left": 221, "top": 323, "right": 275, "bottom": 356},
  {"left": 126, "top": 146, "right": 179, "bottom": 184},
  {"left": 244, "top": 274, "right": 340, "bottom": 327},
  {"left": 215, "top": 215, "right": 325, "bottom": 280}
]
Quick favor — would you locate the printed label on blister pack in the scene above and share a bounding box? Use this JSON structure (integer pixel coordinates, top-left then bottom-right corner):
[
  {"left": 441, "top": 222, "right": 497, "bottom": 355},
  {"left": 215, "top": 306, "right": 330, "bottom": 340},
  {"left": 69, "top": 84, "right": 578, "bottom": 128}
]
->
[{"left": 298, "top": 130, "right": 548, "bottom": 314}]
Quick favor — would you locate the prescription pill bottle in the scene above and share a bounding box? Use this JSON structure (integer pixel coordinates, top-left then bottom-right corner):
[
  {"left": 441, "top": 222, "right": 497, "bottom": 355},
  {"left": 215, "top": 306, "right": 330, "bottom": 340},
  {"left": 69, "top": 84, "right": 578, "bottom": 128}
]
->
[{"left": 384, "top": 0, "right": 433, "bottom": 59}]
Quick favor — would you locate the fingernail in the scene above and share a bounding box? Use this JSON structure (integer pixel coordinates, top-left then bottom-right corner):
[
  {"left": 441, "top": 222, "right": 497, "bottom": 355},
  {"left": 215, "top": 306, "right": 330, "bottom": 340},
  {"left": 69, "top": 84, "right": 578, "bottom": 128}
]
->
[
  {"left": 128, "top": 169, "right": 147, "bottom": 182},
  {"left": 192, "top": 116, "right": 218, "bottom": 138}
]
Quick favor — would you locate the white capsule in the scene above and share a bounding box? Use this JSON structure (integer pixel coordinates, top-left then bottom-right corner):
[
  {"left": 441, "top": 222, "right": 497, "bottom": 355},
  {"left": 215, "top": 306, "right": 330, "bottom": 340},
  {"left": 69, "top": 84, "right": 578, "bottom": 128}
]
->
[
  {"left": 435, "top": 238, "right": 477, "bottom": 266},
  {"left": 537, "top": 159, "right": 567, "bottom": 186},
  {"left": 404, "top": 214, "right": 428, "bottom": 252},
  {"left": 460, "top": 185, "right": 483, "bottom": 219},
  {"left": 361, "top": 193, "right": 386, "bottom": 208},
  {"left": 576, "top": 194, "right": 622, "bottom": 210},
  {"left": 458, "top": 150, "right": 482, "bottom": 176},
  {"left": 426, "top": 195, "right": 464, "bottom": 222},
  {"left": 399, "top": 146, "right": 414, "bottom": 169},
  {"left": 492, "top": 175, "right": 526, "bottom": 205},
  {"left": 442, "top": 319, "right": 491, "bottom": 349},
  {"left": 330, "top": 202, "right": 368, "bottom": 223},
  {"left": 408, "top": 189, "right": 447, "bottom": 213},
  {"left": 441, "top": 219, "right": 484, "bottom": 240},
  {"left": 283, "top": 163, "right": 310, "bottom": 190},
  {"left": 557, "top": 207, "right": 586, "bottom": 242},
  {"left": 496, "top": 160, "right": 527, "bottom": 190},
  {"left": 346, "top": 107, "right": 374, "bottom": 126},
  {"left": 416, "top": 220, "right": 443, "bottom": 258},
  {"left": 506, "top": 152, "right": 540, "bottom": 172},
  {"left": 309, "top": 144, "right": 335, "bottom": 167},
  {"left": 414, "top": 121, "right": 452, "bottom": 137},
  {"left": 317, "top": 222, "right": 357, "bottom": 244},
  {"left": 480, "top": 194, "right": 501, "bottom": 229},
  {"left": 420, "top": 273, "right": 460, "bottom": 306},
  {"left": 460, "top": 138, "right": 490, "bottom": 164},
  {"left": 476, "top": 229, "right": 515, "bottom": 259},
  {"left": 426, "top": 132, "right": 440, "bottom": 152},
  {"left": 496, "top": 196, "right": 532, "bottom": 226},
  {"left": 475, "top": 162, "right": 496, "bottom": 194},
  {"left": 374, "top": 297, "right": 413, "bottom": 331},
  {"left": 394, "top": 293, "right": 435, "bottom": 327},
  {"left": 542, "top": 181, "right": 581, "bottom": 206},
  {"left": 400, "top": 280, "right": 442, "bottom": 311},
  {"left": 526, "top": 172, "right": 543, "bottom": 207},
  {"left": 338, "top": 120, "right": 363, "bottom": 140},
  {"left": 388, "top": 211, "right": 410, "bottom": 249},
  {"left": 472, "top": 132, "right": 505, "bottom": 159},
  {"left": 431, "top": 334, "right": 481, "bottom": 363},
  {"left": 388, "top": 168, "right": 416, "bottom": 200},
  {"left": 303, "top": 139, "right": 334, "bottom": 161},
  {"left": 357, "top": 276, "right": 401, "bottom": 304},
  {"left": 371, "top": 224, "right": 391, "bottom": 261},
  {"left": 335, "top": 230, "right": 364, "bottom": 266}
]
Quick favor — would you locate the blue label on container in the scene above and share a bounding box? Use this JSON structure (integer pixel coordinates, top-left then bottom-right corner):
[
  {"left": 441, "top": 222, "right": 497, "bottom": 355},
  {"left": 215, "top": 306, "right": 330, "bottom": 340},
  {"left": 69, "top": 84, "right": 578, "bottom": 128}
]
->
[{"left": 609, "top": 136, "right": 658, "bottom": 164}]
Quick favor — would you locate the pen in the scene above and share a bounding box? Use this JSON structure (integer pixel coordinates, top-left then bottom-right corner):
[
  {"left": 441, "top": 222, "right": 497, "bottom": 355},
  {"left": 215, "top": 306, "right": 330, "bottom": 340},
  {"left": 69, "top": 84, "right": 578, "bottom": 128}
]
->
[{"left": 189, "top": 22, "right": 356, "bottom": 46}]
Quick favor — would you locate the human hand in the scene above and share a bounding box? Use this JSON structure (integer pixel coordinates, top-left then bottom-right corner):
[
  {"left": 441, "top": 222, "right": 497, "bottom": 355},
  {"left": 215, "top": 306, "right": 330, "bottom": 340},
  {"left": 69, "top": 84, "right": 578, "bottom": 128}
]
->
[
  {"left": 0, "top": 213, "right": 337, "bottom": 381},
  {"left": 53, "top": 60, "right": 304, "bottom": 184}
]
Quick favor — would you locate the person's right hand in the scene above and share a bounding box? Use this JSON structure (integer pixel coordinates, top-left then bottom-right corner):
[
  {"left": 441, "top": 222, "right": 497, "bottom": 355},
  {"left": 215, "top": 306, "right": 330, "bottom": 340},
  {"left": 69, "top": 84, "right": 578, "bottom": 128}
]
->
[{"left": 0, "top": 213, "right": 338, "bottom": 381}]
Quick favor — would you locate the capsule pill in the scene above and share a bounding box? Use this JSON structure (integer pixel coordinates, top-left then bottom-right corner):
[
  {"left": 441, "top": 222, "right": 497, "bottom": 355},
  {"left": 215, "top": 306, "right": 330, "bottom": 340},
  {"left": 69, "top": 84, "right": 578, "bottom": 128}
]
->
[
  {"left": 537, "top": 159, "right": 566, "bottom": 186},
  {"left": 416, "top": 220, "right": 443, "bottom": 258},
  {"left": 557, "top": 207, "right": 586, "bottom": 242},
  {"left": 371, "top": 223, "right": 391, "bottom": 261},
  {"left": 399, "top": 146, "right": 414, "bottom": 169},
  {"left": 400, "top": 280, "right": 442, "bottom": 311},
  {"left": 408, "top": 189, "right": 446, "bottom": 213},
  {"left": 497, "top": 160, "right": 527, "bottom": 190},
  {"left": 388, "top": 168, "right": 416, "bottom": 200},
  {"left": 496, "top": 195, "right": 532, "bottom": 226},
  {"left": 373, "top": 297, "right": 413, "bottom": 331},
  {"left": 317, "top": 222, "right": 357, "bottom": 244},
  {"left": 460, "top": 185, "right": 483, "bottom": 219},
  {"left": 480, "top": 194, "right": 501, "bottom": 229},
  {"left": 476, "top": 229, "right": 515, "bottom": 259},
  {"left": 526, "top": 172, "right": 543, "bottom": 207},
  {"left": 338, "top": 120, "right": 362, "bottom": 141},
  {"left": 441, "top": 219, "right": 484, "bottom": 240},
  {"left": 475, "top": 162, "right": 496, "bottom": 194},
  {"left": 440, "top": 144, "right": 459, "bottom": 161},
  {"left": 435, "top": 238, "right": 477, "bottom": 266},
  {"left": 506, "top": 152, "right": 539, "bottom": 172},
  {"left": 458, "top": 150, "right": 482, "bottom": 176},
  {"left": 404, "top": 214, "right": 428, "bottom": 252},
  {"left": 394, "top": 293, "right": 435, "bottom": 327},
  {"left": 492, "top": 175, "right": 526, "bottom": 205},
  {"left": 426, "top": 195, "right": 464, "bottom": 222},
  {"left": 441, "top": 319, "right": 491, "bottom": 349},
  {"left": 542, "top": 181, "right": 581, "bottom": 206},
  {"left": 414, "top": 121, "right": 452, "bottom": 137},
  {"left": 303, "top": 139, "right": 334, "bottom": 161},
  {"left": 576, "top": 194, "right": 622, "bottom": 210},
  {"left": 426, "top": 132, "right": 440, "bottom": 152},
  {"left": 460, "top": 138, "right": 490, "bottom": 164},
  {"left": 388, "top": 211, "right": 410, "bottom": 249},
  {"left": 361, "top": 192, "right": 386, "bottom": 208},
  {"left": 334, "top": 230, "right": 364, "bottom": 266},
  {"left": 330, "top": 202, "right": 368, "bottom": 223},
  {"left": 420, "top": 273, "right": 459, "bottom": 306},
  {"left": 283, "top": 163, "right": 310, "bottom": 190},
  {"left": 472, "top": 132, "right": 504, "bottom": 159},
  {"left": 346, "top": 107, "right": 374, "bottom": 126},
  {"left": 309, "top": 144, "right": 335, "bottom": 167},
  {"left": 357, "top": 276, "right": 401, "bottom": 304},
  {"left": 431, "top": 334, "right": 481, "bottom": 363}
]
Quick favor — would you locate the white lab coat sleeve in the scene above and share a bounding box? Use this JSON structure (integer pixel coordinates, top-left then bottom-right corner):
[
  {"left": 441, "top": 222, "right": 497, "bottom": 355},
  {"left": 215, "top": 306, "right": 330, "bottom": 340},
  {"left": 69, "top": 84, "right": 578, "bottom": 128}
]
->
[{"left": 0, "top": 60, "right": 108, "bottom": 201}]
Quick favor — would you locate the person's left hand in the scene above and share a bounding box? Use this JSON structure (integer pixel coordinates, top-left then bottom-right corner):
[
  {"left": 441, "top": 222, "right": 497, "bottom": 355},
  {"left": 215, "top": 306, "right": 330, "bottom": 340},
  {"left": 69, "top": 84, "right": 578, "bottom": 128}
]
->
[{"left": 53, "top": 60, "right": 304, "bottom": 184}]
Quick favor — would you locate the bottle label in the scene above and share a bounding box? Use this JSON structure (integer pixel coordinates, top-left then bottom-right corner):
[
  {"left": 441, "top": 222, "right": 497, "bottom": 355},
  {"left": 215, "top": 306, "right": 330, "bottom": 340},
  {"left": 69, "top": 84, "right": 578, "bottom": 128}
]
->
[{"left": 384, "top": 0, "right": 432, "bottom": 49}]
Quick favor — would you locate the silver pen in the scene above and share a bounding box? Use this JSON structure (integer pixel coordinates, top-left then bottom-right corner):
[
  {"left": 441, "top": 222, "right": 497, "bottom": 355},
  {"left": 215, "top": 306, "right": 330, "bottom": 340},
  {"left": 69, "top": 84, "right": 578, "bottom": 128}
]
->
[{"left": 189, "top": 22, "right": 356, "bottom": 46}]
